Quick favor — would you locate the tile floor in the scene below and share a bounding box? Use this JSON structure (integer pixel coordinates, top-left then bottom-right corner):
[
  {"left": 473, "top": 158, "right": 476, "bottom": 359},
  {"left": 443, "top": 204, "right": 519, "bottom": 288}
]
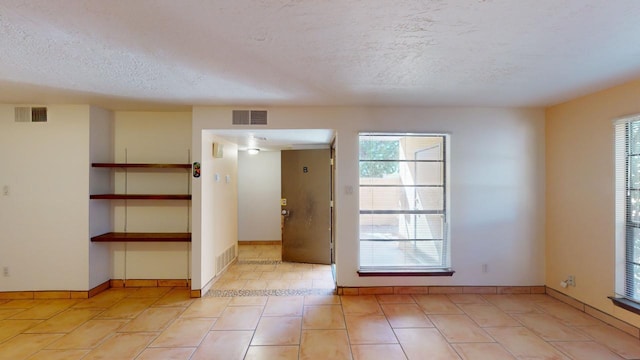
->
[{"left": 1, "top": 245, "right": 640, "bottom": 359}]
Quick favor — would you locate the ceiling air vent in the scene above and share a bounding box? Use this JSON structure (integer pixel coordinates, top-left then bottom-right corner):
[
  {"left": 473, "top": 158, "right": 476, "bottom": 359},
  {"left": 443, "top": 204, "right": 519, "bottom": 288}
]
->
[
  {"left": 232, "top": 110, "right": 267, "bottom": 125},
  {"left": 15, "top": 107, "right": 47, "bottom": 123}
]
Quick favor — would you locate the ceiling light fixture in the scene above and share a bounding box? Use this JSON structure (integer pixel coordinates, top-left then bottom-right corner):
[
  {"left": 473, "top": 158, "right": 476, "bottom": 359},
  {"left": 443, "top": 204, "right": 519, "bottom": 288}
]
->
[{"left": 247, "top": 148, "right": 260, "bottom": 155}]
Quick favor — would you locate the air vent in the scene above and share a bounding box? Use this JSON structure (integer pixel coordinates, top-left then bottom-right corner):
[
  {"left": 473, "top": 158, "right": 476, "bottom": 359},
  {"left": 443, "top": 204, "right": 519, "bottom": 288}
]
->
[
  {"left": 15, "top": 107, "right": 47, "bottom": 123},
  {"left": 232, "top": 110, "right": 267, "bottom": 125}
]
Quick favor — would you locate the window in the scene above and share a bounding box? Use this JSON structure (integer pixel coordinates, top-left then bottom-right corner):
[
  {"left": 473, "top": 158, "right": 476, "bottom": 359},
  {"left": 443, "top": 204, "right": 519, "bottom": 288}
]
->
[
  {"left": 358, "top": 133, "right": 451, "bottom": 274},
  {"left": 615, "top": 116, "right": 640, "bottom": 304}
]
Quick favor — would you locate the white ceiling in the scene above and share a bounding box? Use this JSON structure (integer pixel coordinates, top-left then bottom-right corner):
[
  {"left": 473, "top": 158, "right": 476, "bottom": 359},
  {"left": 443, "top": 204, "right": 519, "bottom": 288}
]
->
[{"left": 1, "top": 1, "right": 640, "bottom": 110}]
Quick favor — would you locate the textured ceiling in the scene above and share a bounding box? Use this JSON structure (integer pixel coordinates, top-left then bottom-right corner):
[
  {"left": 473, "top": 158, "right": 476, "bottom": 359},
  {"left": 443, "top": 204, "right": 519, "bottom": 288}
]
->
[{"left": 1, "top": 0, "right": 640, "bottom": 109}]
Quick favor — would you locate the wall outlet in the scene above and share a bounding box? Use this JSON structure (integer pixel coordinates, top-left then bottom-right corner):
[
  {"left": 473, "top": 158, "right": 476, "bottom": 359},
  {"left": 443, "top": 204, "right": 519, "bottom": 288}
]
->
[
  {"left": 567, "top": 275, "right": 575, "bottom": 286},
  {"left": 2, "top": 185, "right": 8, "bottom": 196},
  {"left": 3, "top": 266, "right": 9, "bottom": 277},
  {"left": 482, "top": 264, "right": 488, "bottom": 273}
]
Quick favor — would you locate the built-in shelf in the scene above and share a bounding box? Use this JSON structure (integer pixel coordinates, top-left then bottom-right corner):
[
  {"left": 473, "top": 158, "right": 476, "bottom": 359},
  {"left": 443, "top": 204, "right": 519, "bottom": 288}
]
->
[
  {"left": 91, "top": 232, "right": 191, "bottom": 242},
  {"left": 90, "top": 194, "right": 192, "bottom": 200},
  {"left": 92, "top": 163, "right": 192, "bottom": 169}
]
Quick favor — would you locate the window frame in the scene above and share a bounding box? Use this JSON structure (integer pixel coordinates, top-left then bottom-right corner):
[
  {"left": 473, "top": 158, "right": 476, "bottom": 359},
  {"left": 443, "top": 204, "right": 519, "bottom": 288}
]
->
[
  {"left": 357, "top": 132, "right": 453, "bottom": 276},
  {"left": 613, "top": 115, "right": 640, "bottom": 314}
]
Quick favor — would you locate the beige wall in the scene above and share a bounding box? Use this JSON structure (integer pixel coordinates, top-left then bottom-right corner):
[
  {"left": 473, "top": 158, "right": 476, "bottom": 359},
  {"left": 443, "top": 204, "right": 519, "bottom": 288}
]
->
[
  {"left": 193, "top": 106, "right": 546, "bottom": 288},
  {"left": 546, "top": 79, "right": 640, "bottom": 327},
  {"left": 110, "top": 111, "right": 192, "bottom": 280}
]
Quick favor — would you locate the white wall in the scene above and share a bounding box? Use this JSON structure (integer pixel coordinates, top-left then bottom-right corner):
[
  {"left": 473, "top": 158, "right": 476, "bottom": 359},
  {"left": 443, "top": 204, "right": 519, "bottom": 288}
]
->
[
  {"left": 238, "top": 150, "right": 281, "bottom": 242},
  {"left": 0, "top": 105, "right": 91, "bottom": 291},
  {"left": 110, "top": 111, "right": 192, "bottom": 280},
  {"left": 193, "top": 106, "right": 545, "bottom": 288},
  {"left": 88, "top": 106, "right": 114, "bottom": 288},
  {"left": 194, "top": 132, "right": 238, "bottom": 292}
]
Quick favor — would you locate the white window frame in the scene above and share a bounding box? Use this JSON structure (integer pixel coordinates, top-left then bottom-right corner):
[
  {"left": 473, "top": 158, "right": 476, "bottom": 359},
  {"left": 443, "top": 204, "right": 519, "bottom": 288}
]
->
[
  {"left": 614, "top": 114, "right": 640, "bottom": 302},
  {"left": 357, "top": 132, "right": 452, "bottom": 274}
]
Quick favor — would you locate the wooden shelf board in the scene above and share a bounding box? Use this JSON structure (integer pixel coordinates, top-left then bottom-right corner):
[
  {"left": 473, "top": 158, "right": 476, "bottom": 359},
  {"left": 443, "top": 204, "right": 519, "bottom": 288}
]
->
[
  {"left": 92, "top": 163, "right": 191, "bottom": 169},
  {"left": 90, "top": 194, "right": 191, "bottom": 200},
  {"left": 91, "top": 232, "right": 192, "bottom": 242}
]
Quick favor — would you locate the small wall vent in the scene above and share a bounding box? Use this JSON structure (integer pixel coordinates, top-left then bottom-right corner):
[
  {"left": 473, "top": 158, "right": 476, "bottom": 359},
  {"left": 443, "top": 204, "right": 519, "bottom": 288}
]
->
[
  {"left": 232, "top": 110, "right": 267, "bottom": 125},
  {"left": 215, "top": 243, "right": 237, "bottom": 274},
  {"left": 15, "top": 107, "right": 47, "bottom": 123}
]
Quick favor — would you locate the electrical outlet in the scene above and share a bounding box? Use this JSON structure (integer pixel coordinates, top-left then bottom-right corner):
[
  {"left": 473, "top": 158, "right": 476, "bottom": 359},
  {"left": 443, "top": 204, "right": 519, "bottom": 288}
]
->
[
  {"left": 3, "top": 266, "right": 9, "bottom": 277},
  {"left": 567, "top": 275, "right": 575, "bottom": 286},
  {"left": 2, "top": 185, "right": 8, "bottom": 196},
  {"left": 482, "top": 264, "right": 488, "bottom": 273}
]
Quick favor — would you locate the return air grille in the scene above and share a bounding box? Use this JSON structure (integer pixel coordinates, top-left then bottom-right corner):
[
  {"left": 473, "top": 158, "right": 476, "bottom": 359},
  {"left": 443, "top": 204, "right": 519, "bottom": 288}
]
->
[
  {"left": 15, "top": 107, "right": 47, "bottom": 122},
  {"left": 232, "top": 110, "right": 267, "bottom": 125}
]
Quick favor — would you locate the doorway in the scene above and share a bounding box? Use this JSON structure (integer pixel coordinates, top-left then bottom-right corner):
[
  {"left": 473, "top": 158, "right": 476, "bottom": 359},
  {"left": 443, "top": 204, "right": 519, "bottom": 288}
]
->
[{"left": 281, "top": 149, "right": 332, "bottom": 264}]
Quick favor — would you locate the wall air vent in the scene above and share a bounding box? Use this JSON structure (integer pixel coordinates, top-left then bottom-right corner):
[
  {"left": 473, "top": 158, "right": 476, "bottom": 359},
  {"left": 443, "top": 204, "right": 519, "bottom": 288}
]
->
[
  {"left": 15, "top": 107, "right": 47, "bottom": 123},
  {"left": 232, "top": 110, "right": 267, "bottom": 125}
]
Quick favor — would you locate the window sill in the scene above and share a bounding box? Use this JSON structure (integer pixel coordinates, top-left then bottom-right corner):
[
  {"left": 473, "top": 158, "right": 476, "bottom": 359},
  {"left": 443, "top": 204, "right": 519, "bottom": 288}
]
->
[
  {"left": 357, "top": 269, "right": 455, "bottom": 277},
  {"left": 610, "top": 296, "right": 640, "bottom": 316}
]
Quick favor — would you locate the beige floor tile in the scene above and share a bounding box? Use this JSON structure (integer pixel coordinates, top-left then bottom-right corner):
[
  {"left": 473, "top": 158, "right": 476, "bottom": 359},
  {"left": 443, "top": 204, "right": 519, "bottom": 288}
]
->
[
  {"left": 312, "top": 279, "right": 336, "bottom": 289},
  {"left": 181, "top": 297, "right": 230, "bottom": 318},
  {"left": 82, "top": 332, "right": 156, "bottom": 360},
  {"left": 303, "top": 305, "right": 345, "bottom": 329},
  {"left": 551, "top": 341, "right": 624, "bottom": 360},
  {"left": 447, "top": 294, "right": 488, "bottom": 304},
  {"left": 482, "top": 295, "right": 540, "bottom": 313},
  {"left": 239, "top": 271, "right": 263, "bottom": 280},
  {"left": 458, "top": 303, "right": 520, "bottom": 327},
  {"left": 252, "top": 316, "right": 302, "bottom": 345},
  {"left": 26, "top": 349, "right": 89, "bottom": 360},
  {"left": 341, "top": 295, "right": 383, "bottom": 315},
  {"left": 304, "top": 295, "right": 341, "bottom": 305},
  {"left": 512, "top": 313, "right": 590, "bottom": 341},
  {"left": 266, "top": 280, "right": 290, "bottom": 290},
  {"left": 46, "top": 319, "right": 127, "bottom": 349},
  {"left": 0, "top": 319, "right": 42, "bottom": 342},
  {"left": 135, "top": 347, "right": 195, "bottom": 360},
  {"left": 376, "top": 295, "right": 416, "bottom": 304},
  {"left": 264, "top": 296, "right": 304, "bottom": 317},
  {"left": 535, "top": 302, "right": 601, "bottom": 326},
  {"left": 290, "top": 279, "right": 314, "bottom": 289},
  {"left": 243, "top": 280, "right": 269, "bottom": 290},
  {"left": 300, "top": 329, "right": 352, "bottom": 360},
  {"left": 25, "top": 308, "right": 102, "bottom": 333},
  {"left": 0, "top": 300, "right": 37, "bottom": 309},
  {"left": 217, "top": 279, "right": 250, "bottom": 290},
  {"left": 152, "top": 288, "right": 194, "bottom": 308},
  {"left": 125, "top": 287, "right": 172, "bottom": 299},
  {"left": 119, "top": 307, "right": 184, "bottom": 332},
  {"left": 395, "top": 328, "right": 460, "bottom": 360},
  {"left": 351, "top": 344, "right": 407, "bottom": 360},
  {"left": 97, "top": 297, "right": 157, "bottom": 319},
  {"left": 451, "top": 343, "right": 516, "bottom": 360},
  {"left": 228, "top": 296, "right": 268, "bottom": 306},
  {"left": 413, "top": 295, "right": 463, "bottom": 315},
  {"left": 245, "top": 345, "right": 299, "bottom": 360},
  {"left": 150, "top": 318, "right": 214, "bottom": 347},
  {"left": 9, "top": 300, "right": 78, "bottom": 320},
  {"left": 282, "top": 271, "right": 304, "bottom": 280},
  {"left": 72, "top": 290, "right": 130, "bottom": 309},
  {"left": 212, "top": 305, "right": 263, "bottom": 330},
  {"left": 191, "top": 330, "right": 253, "bottom": 360},
  {"left": 577, "top": 324, "right": 640, "bottom": 359},
  {"left": 485, "top": 327, "right": 570, "bottom": 359},
  {"left": 0, "top": 333, "right": 63, "bottom": 359},
  {"left": 0, "top": 308, "right": 27, "bottom": 320},
  {"left": 259, "top": 271, "right": 283, "bottom": 280},
  {"left": 254, "top": 264, "right": 278, "bottom": 272},
  {"left": 430, "top": 314, "right": 494, "bottom": 343},
  {"left": 345, "top": 314, "right": 398, "bottom": 344},
  {"left": 381, "top": 303, "right": 433, "bottom": 328}
]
